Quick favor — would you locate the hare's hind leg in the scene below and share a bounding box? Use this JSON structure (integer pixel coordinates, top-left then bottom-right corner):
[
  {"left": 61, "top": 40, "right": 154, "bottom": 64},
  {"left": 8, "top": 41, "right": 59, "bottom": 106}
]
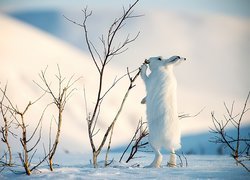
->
[
  {"left": 145, "top": 145, "right": 162, "bottom": 168},
  {"left": 168, "top": 149, "right": 177, "bottom": 167}
]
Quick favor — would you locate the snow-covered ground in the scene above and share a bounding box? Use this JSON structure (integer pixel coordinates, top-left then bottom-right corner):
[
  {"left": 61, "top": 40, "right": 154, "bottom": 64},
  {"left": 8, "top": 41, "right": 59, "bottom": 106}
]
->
[{"left": 1, "top": 153, "right": 249, "bottom": 179}]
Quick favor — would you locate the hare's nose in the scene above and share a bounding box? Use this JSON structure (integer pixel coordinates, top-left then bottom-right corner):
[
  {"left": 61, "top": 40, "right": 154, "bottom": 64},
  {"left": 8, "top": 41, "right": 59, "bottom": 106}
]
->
[{"left": 144, "top": 59, "right": 150, "bottom": 64}]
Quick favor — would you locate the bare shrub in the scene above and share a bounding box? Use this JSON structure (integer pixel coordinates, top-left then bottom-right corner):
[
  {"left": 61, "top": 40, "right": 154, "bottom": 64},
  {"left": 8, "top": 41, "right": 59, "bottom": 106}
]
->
[
  {"left": 65, "top": 0, "right": 141, "bottom": 167},
  {"left": 210, "top": 91, "right": 250, "bottom": 172},
  {"left": 0, "top": 84, "right": 15, "bottom": 166},
  {"left": 0, "top": 84, "right": 48, "bottom": 175},
  {"left": 119, "top": 118, "right": 148, "bottom": 163},
  {"left": 34, "top": 65, "right": 80, "bottom": 171}
]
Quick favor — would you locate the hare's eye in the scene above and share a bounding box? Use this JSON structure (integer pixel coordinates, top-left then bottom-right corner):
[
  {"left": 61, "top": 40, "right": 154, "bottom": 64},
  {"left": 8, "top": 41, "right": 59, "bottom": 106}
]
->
[{"left": 158, "top": 57, "right": 162, "bottom": 61}]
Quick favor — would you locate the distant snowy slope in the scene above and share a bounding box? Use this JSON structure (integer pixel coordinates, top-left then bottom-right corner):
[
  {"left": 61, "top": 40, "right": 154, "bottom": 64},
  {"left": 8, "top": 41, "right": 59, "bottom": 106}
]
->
[
  {"left": 181, "top": 125, "right": 250, "bottom": 155},
  {"left": 0, "top": 14, "right": 144, "bottom": 154},
  {"left": 0, "top": 10, "right": 249, "bottom": 156}
]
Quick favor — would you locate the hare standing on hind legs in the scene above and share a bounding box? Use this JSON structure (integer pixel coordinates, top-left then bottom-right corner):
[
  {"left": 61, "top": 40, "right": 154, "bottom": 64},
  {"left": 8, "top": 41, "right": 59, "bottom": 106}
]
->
[{"left": 140, "top": 55, "right": 186, "bottom": 168}]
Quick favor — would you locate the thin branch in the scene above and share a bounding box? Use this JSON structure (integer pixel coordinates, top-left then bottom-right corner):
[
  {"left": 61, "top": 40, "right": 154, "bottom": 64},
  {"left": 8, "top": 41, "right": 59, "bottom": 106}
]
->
[
  {"left": 179, "top": 107, "right": 205, "bottom": 120},
  {"left": 81, "top": 8, "right": 101, "bottom": 73},
  {"left": 27, "top": 103, "right": 51, "bottom": 142},
  {"left": 100, "top": 68, "right": 139, "bottom": 100},
  {"left": 90, "top": 41, "right": 103, "bottom": 65}
]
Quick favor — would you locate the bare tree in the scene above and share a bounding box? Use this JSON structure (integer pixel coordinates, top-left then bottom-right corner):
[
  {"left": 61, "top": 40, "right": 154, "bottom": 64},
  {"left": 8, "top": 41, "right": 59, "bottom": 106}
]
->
[
  {"left": 210, "top": 91, "right": 250, "bottom": 172},
  {"left": 0, "top": 84, "right": 15, "bottom": 166},
  {"left": 35, "top": 65, "right": 80, "bottom": 171},
  {"left": 65, "top": 0, "right": 141, "bottom": 167},
  {"left": 0, "top": 85, "right": 48, "bottom": 175}
]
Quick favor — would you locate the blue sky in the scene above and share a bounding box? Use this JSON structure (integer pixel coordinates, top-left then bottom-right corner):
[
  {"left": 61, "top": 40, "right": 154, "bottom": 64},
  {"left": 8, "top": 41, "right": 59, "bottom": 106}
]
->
[
  {"left": 95, "top": 0, "right": 250, "bottom": 17},
  {"left": 0, "top": 0, "right": 249, "bottom": 18}
]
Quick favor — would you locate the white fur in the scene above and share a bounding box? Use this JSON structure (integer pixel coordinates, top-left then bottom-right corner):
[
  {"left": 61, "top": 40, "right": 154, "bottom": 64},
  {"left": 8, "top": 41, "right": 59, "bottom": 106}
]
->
[{"left": 140, "top": 56, "right": 185, "bottom": 168}]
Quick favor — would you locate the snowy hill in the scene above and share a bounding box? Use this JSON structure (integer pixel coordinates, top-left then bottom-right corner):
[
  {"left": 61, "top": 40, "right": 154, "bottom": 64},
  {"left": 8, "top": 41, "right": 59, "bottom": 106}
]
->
[{"left": 0, "top": 13, "right": 142, "bottom": 154}]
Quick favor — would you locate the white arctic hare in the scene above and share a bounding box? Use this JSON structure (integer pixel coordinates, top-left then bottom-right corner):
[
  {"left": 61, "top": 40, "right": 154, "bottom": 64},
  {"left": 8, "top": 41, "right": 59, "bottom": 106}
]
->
[{"left": 140, "top": 55, "right": 186, "bottom": 168}]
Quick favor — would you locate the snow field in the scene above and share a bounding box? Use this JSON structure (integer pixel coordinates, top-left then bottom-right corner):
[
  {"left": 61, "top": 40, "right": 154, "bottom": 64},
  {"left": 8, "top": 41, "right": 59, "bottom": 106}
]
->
[{"left": 1, "top": 153, "right": 249, "bottom": 179}]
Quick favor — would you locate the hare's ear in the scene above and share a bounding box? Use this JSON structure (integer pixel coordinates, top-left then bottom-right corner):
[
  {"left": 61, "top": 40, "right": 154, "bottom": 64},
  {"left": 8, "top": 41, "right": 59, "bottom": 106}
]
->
[{"left": 141, "top": 96, "right": 146, "bottom": 104}]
